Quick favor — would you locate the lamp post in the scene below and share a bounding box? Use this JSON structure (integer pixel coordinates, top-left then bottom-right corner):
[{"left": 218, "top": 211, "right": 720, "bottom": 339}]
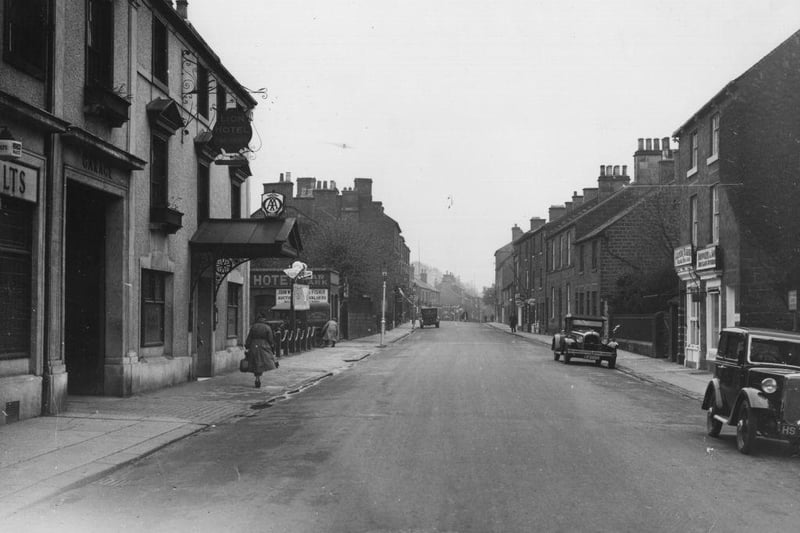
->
[
  {"left": 284, "top": 261, "right": 308, "bottom": 332},
  {"left": 380, "top": 265, "right": 387, "bottom": 347}
]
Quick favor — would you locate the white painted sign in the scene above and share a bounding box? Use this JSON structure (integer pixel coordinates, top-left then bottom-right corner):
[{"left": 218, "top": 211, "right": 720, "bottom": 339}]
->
[{"left": 1, "top": 160, "right": 37, "bottom": 203}]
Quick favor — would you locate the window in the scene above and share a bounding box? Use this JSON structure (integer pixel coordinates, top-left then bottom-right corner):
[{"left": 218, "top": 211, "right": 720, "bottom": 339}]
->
[
  {"left": 559, "top": 235, "right": 565, "bottom": 269},
  {"left": 708, "top": 290, "right": 720, "bottom": 351},
  {"left": 231, "top": 180, "right": 241, "bottom": 219},
  {"left": 690, "top": 195, "right": 698, "bottom": 247},
  {"left": 197, "top": 162, "right": 209, "bottom": 222},
  {"left": 216, "top": 84, "right": 227, "bottom": 118},
  {"left": 591, "top": 291, "right": 598, "bottom": 316},
  {"left": 227, "top": 283, "right": 240, "bottom": 338},
  {"left": 3, "top": 0, "right": 48, "bottom": 79},
  {"left": 689, "top": 131, "right": 698, "bottom": 173},
  {"left": 0, "top": 197, "right": 33, "bottom": 359},
  {"left": 150, "top": 135, "right": 168, "bottom": 207},
  {"left": 579, "top": 244, "right": 584, "bottom": 272},
  {"left": 141, "top": 269, "right": 166, "bottom": 346},
  {"left": 566, "top": 283, "right": 571, "bottom": 315},
  {"left": 551, "top": 240, "right": 556, "bottom": 271},
  {"left": 566, "top": 232, "right": 571, "bottom": 266},
  {"left": 197, "top": 63, "right": 209, "bottom": 118},
  {"left": 710, "top": 113, "right": 719, "bottom": 159},
  {"left": 591, "top": 240, "right": 598, "bottom": 270},
  {"left": 688, "top": 293, "right": 700, "bottom": 347},
  {"left": 711, "top": 185, "right": 719, "bottom": 243},
  {"left": 87, "top": 0, "right": 113, "bottom": 88},
  {"left": 152, "top": 16, "right": 168, "bottom": 85},
  {"left": 551, "top": 287, "right": 555, "bottom": 318}
]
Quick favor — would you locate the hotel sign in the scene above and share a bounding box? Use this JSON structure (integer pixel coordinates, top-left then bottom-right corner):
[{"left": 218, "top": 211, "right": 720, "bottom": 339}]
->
[
  {"left": 674, "top": 244, "right": 693, "bottom": 268},
  {"left": 1, "top": 160, "right": 37, "bottom": 203},
  {"left": 276, "top": 288, "right": 328, "bottom": 305},
  {"left": 696, "top": 245, "right": 718, "bottom": 271}
]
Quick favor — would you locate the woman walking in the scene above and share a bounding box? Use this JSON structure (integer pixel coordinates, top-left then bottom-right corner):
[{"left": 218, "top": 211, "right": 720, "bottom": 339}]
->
[{"left": 245, "top": 313, "right": 277, "bottom": 388}]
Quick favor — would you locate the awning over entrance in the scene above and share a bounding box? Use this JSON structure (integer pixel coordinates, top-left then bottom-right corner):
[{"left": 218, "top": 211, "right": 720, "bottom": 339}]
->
[{"left": 190, "top": 217, "right": 302, "bottom": 259}]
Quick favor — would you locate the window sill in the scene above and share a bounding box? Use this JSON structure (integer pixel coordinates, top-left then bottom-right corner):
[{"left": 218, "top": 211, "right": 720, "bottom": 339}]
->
[
  {"left": 84, "top": 84, "right": 131, "bottom": 128},
  {"left": 686, "top": 166, "right": 698, "bottom": 179},
  {"left": 706, "top": 153, "right": 719, "bottom": 166}
]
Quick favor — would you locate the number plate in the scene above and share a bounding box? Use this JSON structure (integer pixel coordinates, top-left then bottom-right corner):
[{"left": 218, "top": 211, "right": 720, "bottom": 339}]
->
[{"left": 778, "top": 423, "right": 800, "bottom": 437}]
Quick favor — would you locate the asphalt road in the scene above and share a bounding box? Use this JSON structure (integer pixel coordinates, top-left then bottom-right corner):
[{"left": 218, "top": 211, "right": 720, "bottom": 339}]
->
[{"left": 9, "top": 323, "right": 800, "bottom": 532}]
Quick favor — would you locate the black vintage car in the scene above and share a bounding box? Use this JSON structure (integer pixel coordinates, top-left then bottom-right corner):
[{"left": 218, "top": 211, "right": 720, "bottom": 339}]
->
[
  {"left": 551, "top": 315, "right": 619, "bottom": 369},
  {"left": 702, "top": 327, "right": 800, "bottom": 454}
]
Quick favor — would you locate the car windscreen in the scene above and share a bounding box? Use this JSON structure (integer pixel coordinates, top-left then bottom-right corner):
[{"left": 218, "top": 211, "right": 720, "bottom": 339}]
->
[{"left": 749, "top": 337, "right": 800, "bottom": 367}]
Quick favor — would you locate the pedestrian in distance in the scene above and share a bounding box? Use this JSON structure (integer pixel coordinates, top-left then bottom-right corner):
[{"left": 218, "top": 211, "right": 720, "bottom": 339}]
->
[
  {"left": 509, "top": 312, "right": 517, "bottom": 333},
  {"left": 244, "top": 313, "right": 278, "bottom": 388},
  {"left": 321, "top": 318, "right": 339, "bottom": 347}
]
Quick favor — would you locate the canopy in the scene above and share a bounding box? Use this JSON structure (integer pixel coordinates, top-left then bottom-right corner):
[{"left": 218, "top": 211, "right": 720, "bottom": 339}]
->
[{"left": 190, "top": 217, "right": 302, "bottom": 259}]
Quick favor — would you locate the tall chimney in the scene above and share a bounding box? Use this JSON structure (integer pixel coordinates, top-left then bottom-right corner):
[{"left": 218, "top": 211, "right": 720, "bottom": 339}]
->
[
  {"left": 176, "top": 0, "right": 188, "bottom": 19},
  {"left": 512, "top": 224, "right": 523, "bottom": 241},
  {"left": 529, "top": 217, "right": 546, "bottom": 232}
]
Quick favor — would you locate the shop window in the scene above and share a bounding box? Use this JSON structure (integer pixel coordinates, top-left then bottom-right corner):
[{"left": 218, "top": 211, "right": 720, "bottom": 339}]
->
[
  {"left": 0, "top": 197, "right": 32, "bottom": 359},
  {"left": 708, "top": 290, "right": 720, "bottom": 351},
  {"left": 688, "top": 294, "right": 700, "bottom": 347},
  {"left": 141, "top": 269, "right": 167, "bottom": 346},
  {"left": 86, "top": 0, "right": 113, "bottom": 89},
  {"left": 227, "top": 283, "right": 240, "bottom": 339},
  {"left": 3, "top": 0, "right": 48, "bottom": 79},
  {"left": 152, "top": 16, "right": 168, "bottom": 86}
]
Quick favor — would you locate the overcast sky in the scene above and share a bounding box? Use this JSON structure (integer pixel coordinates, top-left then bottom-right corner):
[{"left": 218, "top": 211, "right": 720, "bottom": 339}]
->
[{"left": 187, "top": 0, "right": 800, "bottom": 290}]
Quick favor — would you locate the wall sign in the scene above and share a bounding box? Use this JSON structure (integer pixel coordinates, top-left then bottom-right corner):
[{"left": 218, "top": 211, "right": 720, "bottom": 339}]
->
[
  {"left": 696, "top": 245, "right": 718, "bottom": 271},
  {"left": 674, "top": 244, "right": 693, "bottom": 268},
  {"left": 1, "top": 160, "right": 38, "bottom": 203}
]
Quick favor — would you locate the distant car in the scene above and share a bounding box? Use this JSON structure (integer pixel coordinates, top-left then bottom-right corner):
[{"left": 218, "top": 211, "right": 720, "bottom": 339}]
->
[
  {"left": 420, "top": 307, "right": 440, "bottom": 328},
  {"left": 702, "top": 327, "right": 800, "bottom": 454},
  {"left": 551, "top": 315, "right": 619, "bottom": 369}
]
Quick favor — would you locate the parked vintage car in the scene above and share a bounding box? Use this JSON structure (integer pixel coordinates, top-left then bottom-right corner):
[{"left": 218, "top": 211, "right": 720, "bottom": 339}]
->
[
  {"left": 419, "top": 306, "right": 440, "bottom": 328},
  {"left": 552, "top": 315, "right": 619, "bottom": 369},
  {"left": 702, "top": 327, "right": 800, "bottom": 454}
]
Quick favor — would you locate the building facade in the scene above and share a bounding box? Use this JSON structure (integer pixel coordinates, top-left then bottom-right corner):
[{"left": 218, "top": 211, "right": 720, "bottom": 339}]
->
[
  {"left": 672, "top": 30, "right": 800, "bottom": 369},
  {"left": 0, "top": 0, "right": 297, "bottom": 424}
]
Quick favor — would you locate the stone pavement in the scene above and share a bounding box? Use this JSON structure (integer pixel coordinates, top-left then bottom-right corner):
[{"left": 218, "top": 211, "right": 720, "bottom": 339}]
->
[
  {"left": 0, "top": 324, "right": 413, "bottom": 518},
  {"left": 487, "top": 322, "right": 710, "bottom": 401}
]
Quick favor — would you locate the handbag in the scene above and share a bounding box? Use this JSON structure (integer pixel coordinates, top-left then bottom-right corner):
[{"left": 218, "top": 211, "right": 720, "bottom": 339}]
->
[{"left": 239, "top": 357, "right": 249, "bottom": 373}]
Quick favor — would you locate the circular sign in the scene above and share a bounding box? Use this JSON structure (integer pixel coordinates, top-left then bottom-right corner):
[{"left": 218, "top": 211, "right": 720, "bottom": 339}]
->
[
  {"left": 212, "top": 108, "right": 253, "bottom": 152},
  {"left": 261, "top": 192, "right": 285, "bottom": 218}
]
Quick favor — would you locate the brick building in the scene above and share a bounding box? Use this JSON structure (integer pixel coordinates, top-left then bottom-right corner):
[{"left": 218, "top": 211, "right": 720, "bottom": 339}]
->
[
  {"left": 253, "top": 174, "right": 411, "bottom": 339},
  {"left": 508, "top": 138, "right": 678, "bottom": 337},
  {"left": 673, "top": 29, "right": 800, "bottom": 369}
]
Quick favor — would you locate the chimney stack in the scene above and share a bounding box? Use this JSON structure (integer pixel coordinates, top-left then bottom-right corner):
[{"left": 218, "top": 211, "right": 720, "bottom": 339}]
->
[
  {"left": 176, "top": 0, "right": 188, "bottom": 19},
  {"left": 548, "top": 205, "right": 566, "bottom": 222},
  {"left": 512, "top": 224, "right": 523, "bottom": 242},
  {"left": 529, "top": 217, "right": 546, "bottom": 232},
  {"left": 572, "top": 191, "right": 583, "bottom": 208}
]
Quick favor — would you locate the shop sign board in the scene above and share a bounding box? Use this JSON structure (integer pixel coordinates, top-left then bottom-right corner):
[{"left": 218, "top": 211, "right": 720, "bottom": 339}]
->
[
  {"left": 674, "top": 244, "right": 693, "bottom": 268},
  {"left": 212, "top": 108, "right": 252, "bottom": 152},
  {"left": 1, "top": 160, "right": 37, "bottom": 203},
  {"left": 696, "top": 245, "right": 718, "bottom": 271}
]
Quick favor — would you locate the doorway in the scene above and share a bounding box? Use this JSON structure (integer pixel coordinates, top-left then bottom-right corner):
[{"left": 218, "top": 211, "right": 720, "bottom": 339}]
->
[{"left": 65, "top": 182, "right": 109, "bottom": 395}]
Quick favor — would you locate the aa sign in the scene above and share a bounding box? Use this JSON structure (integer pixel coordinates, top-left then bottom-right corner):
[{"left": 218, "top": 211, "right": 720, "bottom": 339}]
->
[{"left": 293, "top": 284, "right": 310, "bottom": 310}]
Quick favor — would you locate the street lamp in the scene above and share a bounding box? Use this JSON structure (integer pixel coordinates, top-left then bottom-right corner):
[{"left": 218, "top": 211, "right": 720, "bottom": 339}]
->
[{"left": 380, "top": 265, "right": 387, "bottom": 347}]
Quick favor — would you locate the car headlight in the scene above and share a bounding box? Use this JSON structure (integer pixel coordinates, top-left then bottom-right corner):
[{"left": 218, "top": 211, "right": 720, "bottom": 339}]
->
[{"left": 761, "top": 377, "right": 778, "bottom": 394}]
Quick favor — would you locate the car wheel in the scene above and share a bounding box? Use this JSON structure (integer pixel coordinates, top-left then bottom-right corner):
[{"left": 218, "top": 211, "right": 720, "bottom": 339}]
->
[
  {"left": 736, "top": 400, "right": 757, "bottom": 454},
  {"left": 706, "top": 404, "right": 723, "bottom": 438},
  {"left": 608, "top": 357, "right": 616, "bottom": 369}
]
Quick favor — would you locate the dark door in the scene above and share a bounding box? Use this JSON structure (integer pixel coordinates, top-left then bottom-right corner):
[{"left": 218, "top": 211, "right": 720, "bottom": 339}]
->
[
  {"left": 65, "top": 182, "right": 107, "bottom": 395},
  {"left": 716, "top": 331, "right": 747, "bottom": 414}
]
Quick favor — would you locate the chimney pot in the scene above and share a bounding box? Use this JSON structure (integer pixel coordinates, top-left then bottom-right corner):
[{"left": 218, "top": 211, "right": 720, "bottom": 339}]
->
[
  {"left": 176, "top": 0, "right": 188, "bottom": 19},
  {"left": 646, "top": 138, "right": 652, "bottom": 151},
  {"left": 599, "top": 165, "right": 605, "bottom": 176},
  {"left": 622, "top": 165, "right": 628, "bottom": 176},
  {"left": 286, "top": 171, "right": 292, "bottom": 181},
  {"left": 613, "top": 165, "right": 620, "bottom": 176},
  {"left": 638, "top": 138, "right": 644, "bottom": 150},
  {"left": 653, "top": 138, "right": 660, "bottom": 151},
  {"left": 279, "top": 172, "right": 284, "bottom": 182},
  {"left": 662, "top": 137, "right": 670, "bottom": 151}
]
